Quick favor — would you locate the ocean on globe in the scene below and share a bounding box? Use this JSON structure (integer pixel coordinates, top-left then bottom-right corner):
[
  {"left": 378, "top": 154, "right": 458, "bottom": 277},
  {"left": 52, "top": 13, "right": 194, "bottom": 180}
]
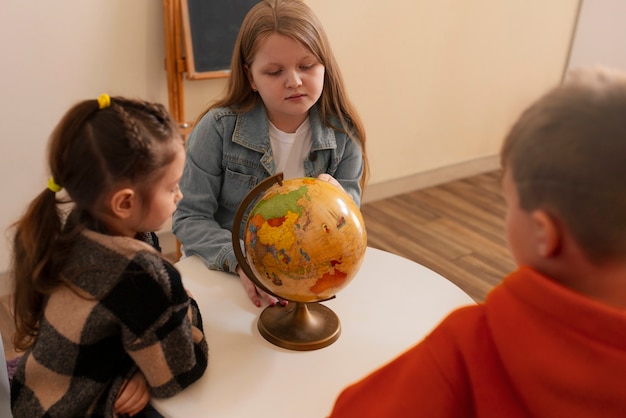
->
[{"left": 242, "top": 177, "right": 367, "bottom": 303}]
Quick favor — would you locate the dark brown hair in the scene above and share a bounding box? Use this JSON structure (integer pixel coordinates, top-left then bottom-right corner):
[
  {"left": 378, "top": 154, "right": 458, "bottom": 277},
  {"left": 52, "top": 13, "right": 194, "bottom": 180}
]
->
[
  {"left": 501, "top": 67, "right": 626, "bottom": 262},
  {"left": 11, "top": 96, "right": 181, "bottom": 350},
  {"left": 204, "top": 0, "right": 368, "bottom": 189}
]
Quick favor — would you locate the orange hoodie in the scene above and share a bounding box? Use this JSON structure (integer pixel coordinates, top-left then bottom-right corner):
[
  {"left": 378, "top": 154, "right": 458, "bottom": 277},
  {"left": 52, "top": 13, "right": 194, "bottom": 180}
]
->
[{"left": 329, "top": 267, "right": 626, "bottom": 417}]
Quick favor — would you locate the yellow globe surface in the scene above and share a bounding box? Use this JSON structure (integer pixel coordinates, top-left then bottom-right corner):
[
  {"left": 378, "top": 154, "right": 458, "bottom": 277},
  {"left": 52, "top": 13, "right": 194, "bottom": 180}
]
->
[{"left": 243, "top": 177, "right": 367, "bottom": 303}]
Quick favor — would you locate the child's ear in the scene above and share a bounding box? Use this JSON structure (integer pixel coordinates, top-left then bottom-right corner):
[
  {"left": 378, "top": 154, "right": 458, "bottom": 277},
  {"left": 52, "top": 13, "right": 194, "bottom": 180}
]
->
[
  {"left": 531, "top": 210, "right": 561, "bottom": 258},
  {"left": 109, "top": 188, "right": 136, "bottom": 219},
  {"left": 244, "top": 64, "right": 256, "bottom": 91}
]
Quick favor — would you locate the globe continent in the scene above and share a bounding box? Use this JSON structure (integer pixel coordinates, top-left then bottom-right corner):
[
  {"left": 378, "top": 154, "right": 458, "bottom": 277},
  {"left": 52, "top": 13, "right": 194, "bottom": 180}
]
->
[{"left": 243, "top": 177, "right": 367, "bottom": 303}]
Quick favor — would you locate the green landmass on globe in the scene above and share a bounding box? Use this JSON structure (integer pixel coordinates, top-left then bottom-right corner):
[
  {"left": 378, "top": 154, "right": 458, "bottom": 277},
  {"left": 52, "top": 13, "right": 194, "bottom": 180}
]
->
[{"left": 243, "top": 177, "right": 367, "bottom": 303}]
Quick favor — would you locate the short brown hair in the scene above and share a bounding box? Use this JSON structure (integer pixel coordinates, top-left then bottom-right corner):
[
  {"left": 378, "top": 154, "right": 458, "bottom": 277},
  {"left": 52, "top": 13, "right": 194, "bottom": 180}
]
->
[{"left": 500, "top": 67, "right": 626, "bottom": 262}]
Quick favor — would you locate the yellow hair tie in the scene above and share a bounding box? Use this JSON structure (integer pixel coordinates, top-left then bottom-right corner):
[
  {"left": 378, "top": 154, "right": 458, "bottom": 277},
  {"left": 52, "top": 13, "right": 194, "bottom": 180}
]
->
[
  {"left": 47, "top": 177, "right": 62, "bottom": 193},
  {"left": 97, "top": 93, "right": 111, "bottom": 109}
]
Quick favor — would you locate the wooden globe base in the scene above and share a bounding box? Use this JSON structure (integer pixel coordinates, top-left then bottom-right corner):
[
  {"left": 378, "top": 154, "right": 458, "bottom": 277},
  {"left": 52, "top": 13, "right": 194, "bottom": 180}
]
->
[{"left": 258, "top": 302, "right": 341, "bottom": 351}]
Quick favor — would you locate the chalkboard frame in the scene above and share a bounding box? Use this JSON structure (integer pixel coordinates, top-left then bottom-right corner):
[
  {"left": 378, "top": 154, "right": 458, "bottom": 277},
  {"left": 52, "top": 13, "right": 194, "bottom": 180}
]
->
[{"left": 180, "top": 0, "right": 258, "bottom": 80}]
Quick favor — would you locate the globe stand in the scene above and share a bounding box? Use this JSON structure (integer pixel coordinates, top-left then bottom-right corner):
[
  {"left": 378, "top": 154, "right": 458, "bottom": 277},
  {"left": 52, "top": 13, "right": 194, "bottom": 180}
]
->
[{"left": 258, "top": 302, "right": 340, "bottom": 351}]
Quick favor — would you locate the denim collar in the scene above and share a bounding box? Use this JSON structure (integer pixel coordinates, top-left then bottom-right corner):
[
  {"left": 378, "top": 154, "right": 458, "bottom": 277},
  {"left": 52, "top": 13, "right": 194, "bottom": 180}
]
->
[{"left": 232, "top": 102, "right": 338, "bottom": 153}]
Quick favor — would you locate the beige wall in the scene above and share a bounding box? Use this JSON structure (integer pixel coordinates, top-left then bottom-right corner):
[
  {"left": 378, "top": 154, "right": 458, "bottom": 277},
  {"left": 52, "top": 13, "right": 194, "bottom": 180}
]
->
[{"left": 0, "top": 0, "right": 579, "bottom": 275}]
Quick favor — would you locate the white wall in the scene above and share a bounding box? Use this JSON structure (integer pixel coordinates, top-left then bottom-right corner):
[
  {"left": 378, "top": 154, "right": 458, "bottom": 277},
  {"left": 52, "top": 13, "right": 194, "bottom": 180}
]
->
[
  {"left": 0, "top": 0, "right": 579, "bottom": 275},
  {"left": 567, "top": 0, "right": 626, "bottom": 72}
]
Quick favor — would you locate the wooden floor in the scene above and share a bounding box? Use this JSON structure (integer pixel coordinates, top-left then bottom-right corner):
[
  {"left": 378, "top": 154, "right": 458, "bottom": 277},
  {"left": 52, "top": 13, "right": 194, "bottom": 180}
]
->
[
  {"left": 1, "top": 170, "right": 514, "bottom": 362},
  {"left": 361, "top": 170, "right": 515, "bottom": 303}
]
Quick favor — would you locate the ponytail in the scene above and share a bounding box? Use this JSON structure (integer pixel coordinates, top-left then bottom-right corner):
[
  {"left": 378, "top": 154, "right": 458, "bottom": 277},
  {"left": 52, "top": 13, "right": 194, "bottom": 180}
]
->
[{"left": 11, "top": 187, "right": 65, "bottom": 350}]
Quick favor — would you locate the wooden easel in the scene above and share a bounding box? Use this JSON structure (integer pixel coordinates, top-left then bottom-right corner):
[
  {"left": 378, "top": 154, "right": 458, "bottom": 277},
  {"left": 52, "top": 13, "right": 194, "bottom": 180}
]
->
[
  {"left": 163, "top": 0, "right": 237, "bottom": 135},
  {"left": 162, "top": 0, "right": 190, "bottom": 260},
  {"left": 164, "top": 0, "right": 241, "bottom": 258},
  {"left": 162, "top": 0, "right": 193, "bottom": 136}
]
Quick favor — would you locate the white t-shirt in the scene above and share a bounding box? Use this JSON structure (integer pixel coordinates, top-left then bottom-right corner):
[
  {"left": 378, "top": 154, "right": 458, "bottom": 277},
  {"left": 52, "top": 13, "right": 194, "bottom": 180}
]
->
[{"left": 269, "top": 118, "right": 312, "bottom": 179}]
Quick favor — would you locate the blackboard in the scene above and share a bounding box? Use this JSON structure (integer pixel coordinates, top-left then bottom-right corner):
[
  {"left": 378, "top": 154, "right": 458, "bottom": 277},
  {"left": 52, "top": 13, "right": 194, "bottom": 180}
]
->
[{"left": 181, "top": 0, "right": 259, "bottom": 79}]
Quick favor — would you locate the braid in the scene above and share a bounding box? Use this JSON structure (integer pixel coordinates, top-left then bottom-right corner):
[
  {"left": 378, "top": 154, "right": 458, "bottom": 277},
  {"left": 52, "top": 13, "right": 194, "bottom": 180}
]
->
[
  {"left": 111, "top": 98, "right": 177, "bottom": 154},
  {"left": 110, "top": 102, "right": 150, "bottom": 157},
  {"left": 143, "top": 100, "right": 171, "bottom": 124}
]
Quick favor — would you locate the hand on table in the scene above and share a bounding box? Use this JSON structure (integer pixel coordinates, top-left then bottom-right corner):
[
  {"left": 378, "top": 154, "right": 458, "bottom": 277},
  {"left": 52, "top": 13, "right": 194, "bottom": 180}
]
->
[
  {"left": 115, "top": 371, "right": 150, "bottom": 417},
  {"left": 237, "top": 265, "right": 287, "bottom": 308}
]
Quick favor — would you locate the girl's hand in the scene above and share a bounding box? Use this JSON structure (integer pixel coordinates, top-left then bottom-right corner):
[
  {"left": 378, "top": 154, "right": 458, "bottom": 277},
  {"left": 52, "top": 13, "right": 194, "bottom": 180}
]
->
[
  {"left": 237, "top": 265, "right": 286, "bottom": 308},
  {"left": 115, "top": 371, "right": 150, "bottom": 417},
  {"left": 317, "top": 174, "right": 349, "bottom": 195}
]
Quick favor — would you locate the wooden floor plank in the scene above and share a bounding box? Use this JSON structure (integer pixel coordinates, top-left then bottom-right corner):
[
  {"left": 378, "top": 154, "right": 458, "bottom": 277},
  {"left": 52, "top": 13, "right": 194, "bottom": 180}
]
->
[{"left": 361, "top": 170, "right": 514, "bottom": 302}]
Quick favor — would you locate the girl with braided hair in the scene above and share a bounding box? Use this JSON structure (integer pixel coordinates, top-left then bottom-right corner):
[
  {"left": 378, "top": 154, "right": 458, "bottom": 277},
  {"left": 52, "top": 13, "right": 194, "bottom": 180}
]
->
[{"left": 10, "top": 94, "right": 208, "bottom": 417}]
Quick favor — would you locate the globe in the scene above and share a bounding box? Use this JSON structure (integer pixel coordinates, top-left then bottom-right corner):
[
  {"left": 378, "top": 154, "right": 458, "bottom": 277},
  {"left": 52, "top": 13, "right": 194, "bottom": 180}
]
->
[
  {"left": 244, "top": 177, "right": 367, "bottom": 302},
  {"left": 232, "top": 174, "right": 368, "bottom": 350}
]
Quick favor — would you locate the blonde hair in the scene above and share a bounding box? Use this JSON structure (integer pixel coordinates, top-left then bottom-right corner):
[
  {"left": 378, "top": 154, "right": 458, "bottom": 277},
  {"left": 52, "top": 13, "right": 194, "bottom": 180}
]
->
[{"left": 204, "top": 0, "right": 368, "bottom": 188}]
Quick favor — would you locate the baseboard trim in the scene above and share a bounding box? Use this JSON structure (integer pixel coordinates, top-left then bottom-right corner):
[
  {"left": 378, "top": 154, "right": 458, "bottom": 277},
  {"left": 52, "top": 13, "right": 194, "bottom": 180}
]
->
[{"left": 362, "top": 155, "right": 500, "bottom": 204}]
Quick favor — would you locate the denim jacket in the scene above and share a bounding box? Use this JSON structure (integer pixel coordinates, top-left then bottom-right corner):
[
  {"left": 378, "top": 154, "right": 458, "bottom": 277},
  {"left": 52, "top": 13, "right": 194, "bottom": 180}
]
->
[{"left": 172, "top": 102, "right": 364, "bottom": 274}]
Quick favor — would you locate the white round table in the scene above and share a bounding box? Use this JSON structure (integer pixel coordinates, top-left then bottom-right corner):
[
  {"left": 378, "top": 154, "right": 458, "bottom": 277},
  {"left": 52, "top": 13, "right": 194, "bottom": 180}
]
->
[{"left": 152, "top": 247, "right": 475, "bottom": 417}]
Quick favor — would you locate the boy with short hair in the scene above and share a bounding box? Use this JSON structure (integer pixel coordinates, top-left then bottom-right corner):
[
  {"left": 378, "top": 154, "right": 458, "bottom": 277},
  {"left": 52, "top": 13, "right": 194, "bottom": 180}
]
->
[{"left": 328, "top": 67, "right": 626, "bottom": 417}]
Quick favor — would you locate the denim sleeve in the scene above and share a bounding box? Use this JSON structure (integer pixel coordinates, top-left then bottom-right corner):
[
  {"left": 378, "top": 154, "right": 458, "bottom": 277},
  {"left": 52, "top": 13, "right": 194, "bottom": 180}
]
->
[
  {"left": 333, "top": 133, "right": 364, "bottom": 207},
  {"left": 172, "top": 113, "right": 240, "bottom": 273},
  {"left": 310, "top": 130, "right": 364, "bottom": 207}
]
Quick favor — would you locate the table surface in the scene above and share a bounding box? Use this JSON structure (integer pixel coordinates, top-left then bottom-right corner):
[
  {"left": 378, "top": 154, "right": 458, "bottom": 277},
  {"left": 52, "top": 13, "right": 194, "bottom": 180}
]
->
[{"left": 152, "top": 247, "right": 475, "bottom": 418}]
